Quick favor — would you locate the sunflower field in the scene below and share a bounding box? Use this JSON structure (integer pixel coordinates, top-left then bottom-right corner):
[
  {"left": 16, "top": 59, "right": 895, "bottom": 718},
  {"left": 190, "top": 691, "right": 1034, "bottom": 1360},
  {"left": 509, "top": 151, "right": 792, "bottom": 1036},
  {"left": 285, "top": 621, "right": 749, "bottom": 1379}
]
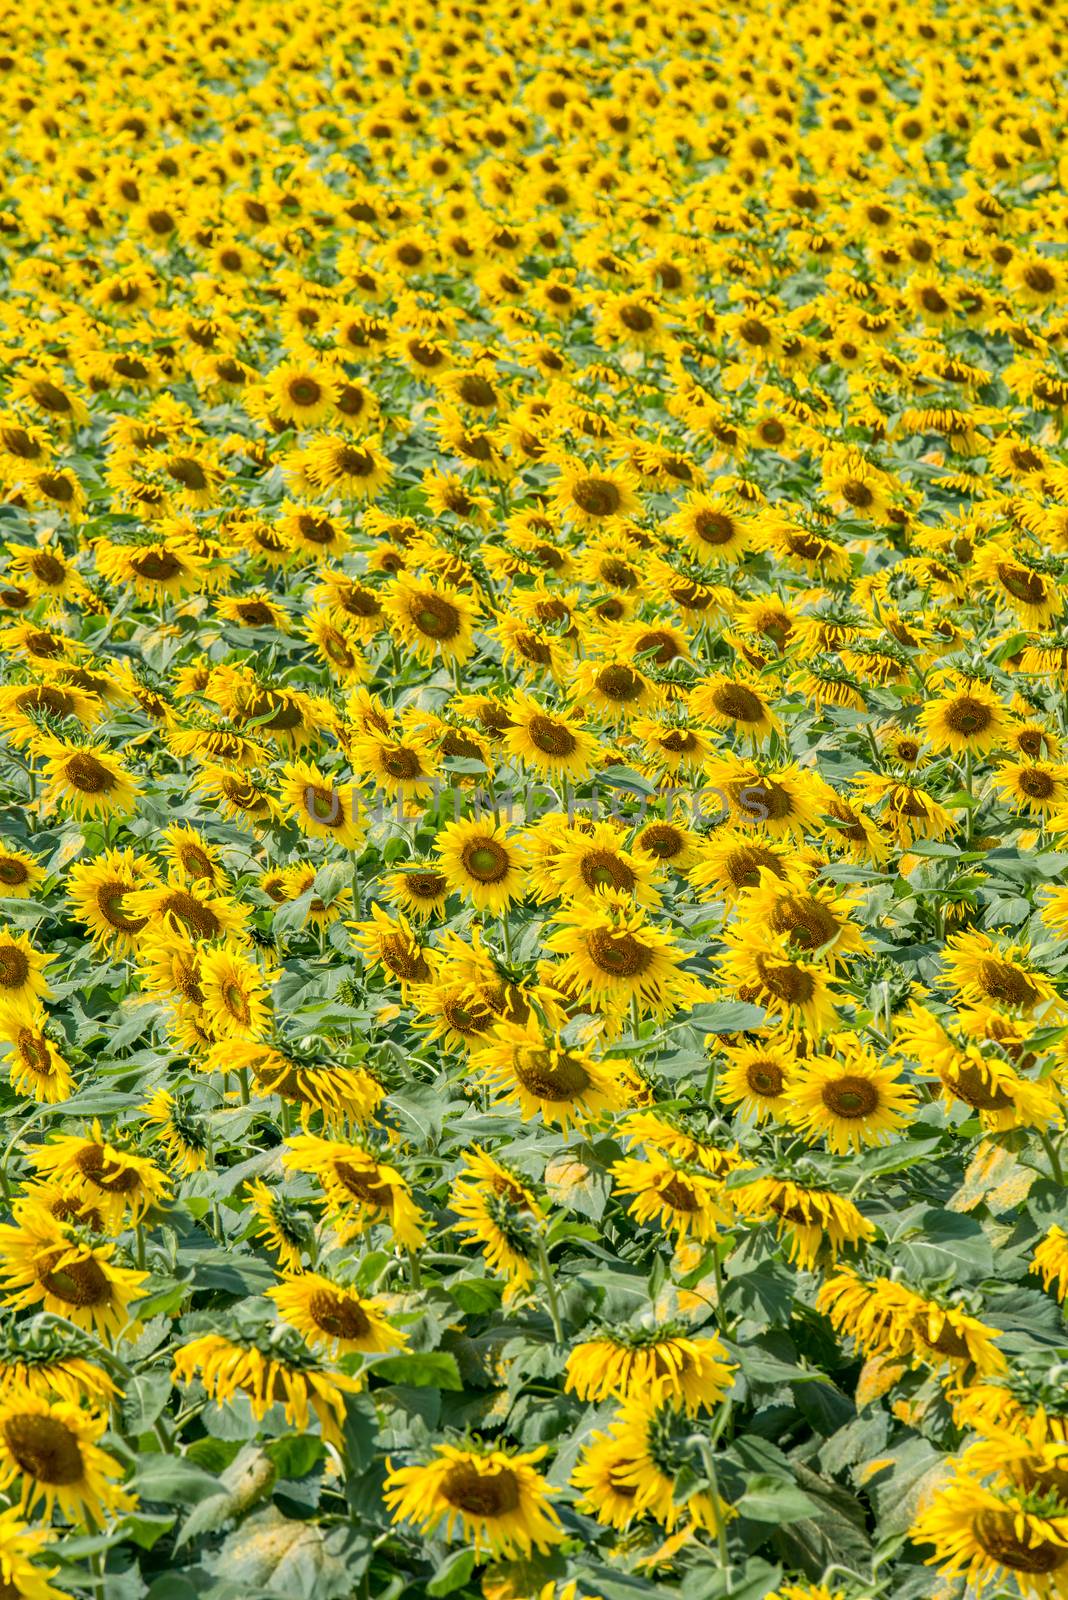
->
[{"left": 2, "top": 0, "right": 1068, "bottom": 1597}]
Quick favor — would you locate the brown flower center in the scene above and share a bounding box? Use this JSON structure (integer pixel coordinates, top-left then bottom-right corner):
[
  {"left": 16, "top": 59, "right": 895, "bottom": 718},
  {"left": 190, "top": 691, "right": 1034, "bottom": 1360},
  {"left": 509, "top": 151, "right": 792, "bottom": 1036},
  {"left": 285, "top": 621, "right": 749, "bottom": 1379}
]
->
[
  {"left": 309, "top": 1289, "right": 372, "bottom": 1340},
  {"left": 2, "top": 1414, "right": 84, "bottom": 1484},
  {"left": 580, "top": 850, "right": 636, "bottom": 893},
  {"left": 64, "top": 753, "right": 116, "bottom": 794},
  {"left": 513, "top": 1047, "right": 592, "bottom": 1100},
  {"left": 527, "top": 714, "right": 577, "bottom": 757},
  {"left": 821, "top": 1074, "right": 879, "bottom": 1118},
  {"left": 746, "top": 1060, "right": 785, "bottom": 1096},
  {"left": 410, "top": 594, "right": 461, "bottom": 641},
  {"left": 441, "top": 1461, "right": 520, "bottom": 1517},
  {"left": 39, "top": 1251, "right": 111, "bottom": 1307},
  {"left": 571, "top": 477, "right": 621, "bottom": 517},
  {"left": 587, "top": 929, "right": 652, "bottom": 978},
  {"left": 0, "top": 946, "right": 29, "bottom": 988},
  {"left": 711, "top": 683, "right": 765, "bottom": 724},
  {"left": 461, "top": 839, "right": 510, "bottom": 884}
]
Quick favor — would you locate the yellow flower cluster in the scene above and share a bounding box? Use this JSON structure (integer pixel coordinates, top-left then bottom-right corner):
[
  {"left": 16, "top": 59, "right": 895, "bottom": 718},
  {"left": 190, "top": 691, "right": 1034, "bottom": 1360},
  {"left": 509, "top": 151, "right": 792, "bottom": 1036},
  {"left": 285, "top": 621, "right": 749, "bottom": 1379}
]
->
[{"left": 0, "top": 0, "right": 1065, "bottom": 1593}]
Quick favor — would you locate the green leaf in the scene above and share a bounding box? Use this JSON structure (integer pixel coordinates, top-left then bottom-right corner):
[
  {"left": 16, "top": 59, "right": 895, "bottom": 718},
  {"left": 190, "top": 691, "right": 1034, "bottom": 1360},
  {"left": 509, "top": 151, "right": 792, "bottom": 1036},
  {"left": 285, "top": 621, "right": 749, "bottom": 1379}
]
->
[
  {"left": 738, "top": 1475, "right": 821, "bottom": 1522},
  {"left": 371, "top": 1351, "right": 463, "bottom": 1389},
  {"left": 427, "top": 1548, "right": 477, "bottom": 1596},
  {"left": 134, "top": 1455, "right": 222, "bottom": 1506}
]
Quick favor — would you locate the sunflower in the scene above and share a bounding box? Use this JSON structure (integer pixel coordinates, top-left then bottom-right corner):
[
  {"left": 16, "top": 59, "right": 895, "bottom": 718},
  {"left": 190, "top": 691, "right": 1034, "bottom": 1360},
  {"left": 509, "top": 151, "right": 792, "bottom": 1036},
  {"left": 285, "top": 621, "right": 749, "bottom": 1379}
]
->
[
  {"left": 704, "top": 755, "right": 826, "bottom": 840},
  {"left": 124, "top": 877, "right": 248, "bottom": 945},
  {"left": 717, "top": 1037, "right": 795, "bottom": 1122},
  {"left": 611, "top": 1151, "right": 729, "bottom": 1243},
  {"left": 0, "top": 1504, "right": 71, "bottom": 1599},
  {"left": 139, "top": 1089, "right": 210, "bottom": 1175},
  {"left": 785, "top": 1045, "right": 916, "bottom": 1153},
  {"left": 199, "top": 944, "right": 277, "bottom": 1041},
  {"left": 448, "top": 1147, "right": 543, "bottom": 1302},
  {"left": 29, "top": 1121, "right": 169, "bottom": 1229},
  {"left": 570, "top": 658, "right": 658, "bottom": 723},
  {"left": 269, "top": 1272, "right": 407, "bottom": 1357},
  {"left": 719, "top": 929, "right": 841, "bottom": 1036},
  {"left": 503, "top": 692, "right": 602, "bottom": 780},
  {"left": 734, "top": 871, "right": 868, "bottom": 968},
  {"left": 278, "top": 758, "right": 363, "bottom": 849},
  {"left": 0, "top": 1394, "right": 132, "bottom": 1524},
  {"left": 262, "top": 360, "right": 337, "bottom": 426},
  {"left": 0, "top": 1202, "right": 146, "bottom": 1337},
  {"left": 244, "top": 1180, "right": 313, "bottom": 1274},
  {"left": 633, "top": 818, "right": 702, "bottom": 872},
  {"left": 994, "top": 759, "right": 1068, "bottom": 816},
  {"left": 918, "top": 680, "right": 1010, "bottom": 756},
  {"left": 690, "top": 829, "right": 807, "bottom": 902},
  {"left": 911, "top": 1473, "right": 1068, "bottom": 1597},
  {"left": 350, "top": 904, "right": 436, "bottom": 991},
  {"left": 666, "top": 492, "right": 755, "bottom": 561},
  {"left": 731, "top": 1176, "right": 875, "bottom": 1270},
  {"left": 38, "top": 739, "right": 140, "bottom": 822},
  {"left": 283, "top": 1133, "right": 426, "bottom": 1249},
  {"left": 850, "top": 773, "right": 956, "bottom": 845},
  {"left": 436, "top": 817, "right": 528, "bottom": 915},
  {"left": 541, "top": 821, "right": 662, "bottom": 906},
  {"left": 302, "top": 434, "right": 393, "bottom": 499},
  {"left": 470, "top": 1018, "right": 629, "bottom": 1130},
  {"left": 348, "top": 726, "right": 441, "bottom": 800},
  {"left": 0, "top": 931, "right": 52, "bottom": 1011},
  {"left": 691, "top": 673, "right": 781, "bottom": 741},
  {"left": 0, "top": 1004, "right": 73, "bottom": 1104},
  {"left": 565, "top": 1324, "right": 734, "bottom": 1412},
  {"left": 544, "top": 890, "right": 705, "bottom": 1022},
  {"left": 172, "top": 1327, "right": 360, "bottom": 1449},
  {"left": 384, "top": 1443, "right": 562, "bottom": 1560},
  {"left": 551, "top": 458, "right": 641, "bottom": 528},
  {"left": 0, "top": 847, "right": 44, "bottom": 901},
  {"left": 941, "top": 931, "right": 1059, "bottom": 1016},
  {"left": 1032, "top": 1228, "right": 1068, "bottom": 1303},
  {"left": 383, "top": 864, "right": 452, "bottom": 922},
  {"left": 384, "top": 577, "right": 479, "bottom": 667},
  {"left": 573, "top": 1383, "right": 730, "bottom": 1534}
]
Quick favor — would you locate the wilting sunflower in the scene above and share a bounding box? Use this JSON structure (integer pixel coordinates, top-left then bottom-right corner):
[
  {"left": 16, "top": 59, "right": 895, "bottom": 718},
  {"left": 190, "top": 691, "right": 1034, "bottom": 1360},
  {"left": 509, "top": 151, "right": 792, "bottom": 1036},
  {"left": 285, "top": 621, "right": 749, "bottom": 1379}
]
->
[
  {"left": 284, "top": 1133, "right": 426, "bottom": 1249},
  {"left": 0, "top": 1203, "right": 147, "bottom": 1337},
  {"left": 139, "top": 1089, "right": 210, "bottom": 1175},
  {"left": 213, "top": 1041, "right": 384, "bottom": 1128},
  {"left": 436, "top": 817, "right": 528, "bottom": 915},
  {"left": 785, "top": 1044, "right": 917, "bottom": 1153},
  {"left": 269, "top": 1272, "right": 407, "bottom": 1357},
  {"left": 0, "top": 930, "right": 53, "bottom": 1011},
  {"left": 911, "top": 1474, "right": 1068, "bottom": 1597},
  {"left": 731, "top": 1176, "right": 875, "bottom": 1270},
  {"left": 0, "top": 1320, "right": 117, "bottom": 1408},
  {"left": 1032, "top": 1227, "right": 1068, "bottom": 1303},
  {"left": 0, "top": 1504, "right": 69, "bottom": 1599},
  {"left": 470, "top": 1018, "right": 629, "bottom": 1129},
  {"left": 38, "top": 738, "right": 140, "bottom": 820},
  {"left": 573, "top": 1382, "right": 730, "bottom": 1535},
  {"left": 448, "top": 1146, "right": 542, "bottom": 1302},
  {"left": 173, "top": 1326, "right": 361, "bottom": 1448},
  {"left": 0, "top": 1394, "right": 132, "bottom": 1524},
  {"left": 29, "top": 1120, "right": 169, "bottom": 1229},
  {"left": 0, "top": 1003, "right": 73, "bottom": 1103},
  {"left": 384, "top": 1442, "right": 562, "bottom": 1559},
  {"left": 565, "top": 1323, "right": 734, "bottom": 1412}
]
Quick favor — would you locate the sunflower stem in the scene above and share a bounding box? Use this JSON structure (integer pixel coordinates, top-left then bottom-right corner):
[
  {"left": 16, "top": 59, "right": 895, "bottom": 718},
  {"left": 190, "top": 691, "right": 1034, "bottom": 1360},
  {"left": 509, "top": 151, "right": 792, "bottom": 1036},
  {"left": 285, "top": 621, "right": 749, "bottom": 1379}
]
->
[
  {"left": 238, "top": 1068, "right": 250, "bottom": 1106},
  {"left": 535, "top": 1234, "right": 564, "bottom": 1343},
  {"left": 500, "top": 913, "right": 513, "bottom": 963},
  {"left": 135, "top": 1221, "right": 146, "bottom": 1270},
  {"left": 1039, "top": 1128, "right": 1065, "bottom": 1187},
  {"left": 405, "top": 1248, "right": 422, "bottom": 1290}
]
